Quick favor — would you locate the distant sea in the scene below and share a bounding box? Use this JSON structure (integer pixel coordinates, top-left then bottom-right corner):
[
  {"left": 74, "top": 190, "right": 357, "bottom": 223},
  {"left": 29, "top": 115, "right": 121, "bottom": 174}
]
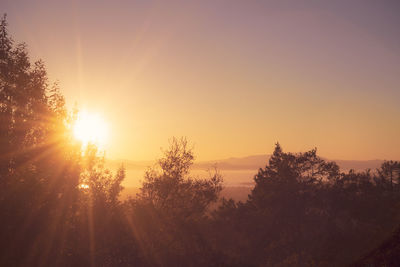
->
[{"left": 122, "top": 169, "right": 257, "bottom": 188}]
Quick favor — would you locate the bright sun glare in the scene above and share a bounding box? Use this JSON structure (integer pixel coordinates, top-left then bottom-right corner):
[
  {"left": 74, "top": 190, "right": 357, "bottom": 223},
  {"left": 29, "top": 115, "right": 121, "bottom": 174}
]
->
[{"left": 73, "top": 111, "right": 109, "bottom": 148}]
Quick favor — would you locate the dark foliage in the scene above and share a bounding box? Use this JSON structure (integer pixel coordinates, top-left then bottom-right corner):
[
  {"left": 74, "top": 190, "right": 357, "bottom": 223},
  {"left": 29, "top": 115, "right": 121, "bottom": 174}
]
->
[
  {"left": 352, "top": 226, "right": 400, "bottom": 266},
  {"left": 211, "top": 144, "right": 400, "bottom": 266}
]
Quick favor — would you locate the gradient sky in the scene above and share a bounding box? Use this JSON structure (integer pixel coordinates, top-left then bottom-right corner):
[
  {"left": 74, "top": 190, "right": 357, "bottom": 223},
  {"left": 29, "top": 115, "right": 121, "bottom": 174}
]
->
[{"left": 3, "top": 0, "right": 400, "bottom": 161}]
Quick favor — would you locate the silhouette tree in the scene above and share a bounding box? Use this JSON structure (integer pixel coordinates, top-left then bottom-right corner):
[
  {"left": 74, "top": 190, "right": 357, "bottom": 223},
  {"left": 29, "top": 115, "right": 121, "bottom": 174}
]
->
[
  {"left": 0, "top": 13, "right": 83, "bottom": 266},
  {"left": 128, "top": 137, "right": 223, "bottom": 265},
  {"left": 211, "top": 144, "right": 400, "bottom": 266},
  {"left": 0, "top": 15, "right": 128, "bottom": 266},
  {"left": 377, "top": 160, "right": 400, "bottom": 191}
]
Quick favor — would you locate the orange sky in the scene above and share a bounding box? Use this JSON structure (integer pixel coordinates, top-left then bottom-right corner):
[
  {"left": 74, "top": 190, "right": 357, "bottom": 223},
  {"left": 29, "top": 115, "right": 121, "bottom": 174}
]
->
[{"left": 3, "top": 1, "right": 400, "bottom": 161}]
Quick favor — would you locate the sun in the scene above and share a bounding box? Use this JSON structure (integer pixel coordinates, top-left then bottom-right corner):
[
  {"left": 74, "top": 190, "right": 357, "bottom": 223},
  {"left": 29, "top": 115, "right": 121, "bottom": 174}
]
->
[{"left": 73, "top": 111, "right": 109, "bottom": 148}]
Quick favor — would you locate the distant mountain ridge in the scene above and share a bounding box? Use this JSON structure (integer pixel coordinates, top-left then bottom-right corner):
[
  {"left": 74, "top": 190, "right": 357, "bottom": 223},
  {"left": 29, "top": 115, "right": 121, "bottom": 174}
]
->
[
  {"left": 107, "top": 155, "right": 388, "bottom": 172},
  {"left": 195, "top": 156, "right": 385, "bottom": 171}
]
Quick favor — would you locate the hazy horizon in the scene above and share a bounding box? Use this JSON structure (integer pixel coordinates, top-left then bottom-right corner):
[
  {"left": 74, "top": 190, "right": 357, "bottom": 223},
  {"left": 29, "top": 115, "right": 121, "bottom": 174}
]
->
[
  {"left": 107, "top": 153, "right": 389, "bottom": 188},
  {"left": 108, "top": 152, "right": 398, "bottom": 163}
]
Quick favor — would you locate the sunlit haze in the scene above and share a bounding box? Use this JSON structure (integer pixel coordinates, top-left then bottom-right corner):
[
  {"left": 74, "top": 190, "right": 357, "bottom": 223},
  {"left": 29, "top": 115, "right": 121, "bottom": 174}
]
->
[
  {"left": 73, "top": 111, "right": 109, "bottom": 149},
  {"left": 2, "top": 2, "right": 400, "bottom": 266},
  {"left": 3, "top": 0, "right": 400, "bottom": 161}
]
